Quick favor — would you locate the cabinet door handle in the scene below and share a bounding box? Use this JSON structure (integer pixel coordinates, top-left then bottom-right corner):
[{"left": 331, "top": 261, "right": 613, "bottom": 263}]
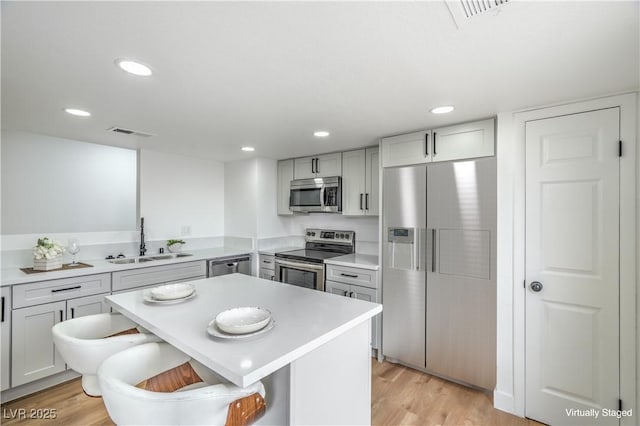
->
[
  {"left": 359, "top": 193, "right": 363, "bottom": 210},
  {"left": 365, "top": 193, "right": 369, "bottom": 210},
  {"left": 59, "top": 310, "right": 64, "bottom": 322},
  {"left": 340, "top": 273, "right": 358, "bottom": 278},
  {"left": 263, "top": 260, "right": 272, "bottom": 264},
  {"left": 343, "top": 290, "right": 349, "bottom": 296},
  {"left": 51, "top": 285, "right": 81, "bottom": 293},
  {"left": 424, "top": 133, "right": 429, "bottom": 156},
  {"left": 315, "top": 158, "right": 320, "bottom": 174},
  {"left": 1, "top": 296, "right": 5, "bottom": 323},
  {"left": 71, "top": 307, "right": 75, "bottom": 319},
  {"left": 433, "top": 132, "right": 437, "bottom": 156},
  {"left": 311, "top": 158, "right": 316, "bottom": 173},
  {"left": 349, "top": 291, "right": 355, "bottom": 298}
]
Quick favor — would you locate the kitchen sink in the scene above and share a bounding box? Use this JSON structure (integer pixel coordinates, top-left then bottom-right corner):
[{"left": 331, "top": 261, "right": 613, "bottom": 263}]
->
[
  {"left": 109, "top": 257, "right": 154, "bottom": 264},
  {"left": 109, "top": 253, "right": 193, "bottom": 264},
  {"left": 150, "top": 255, "right": 173, "bottom": 260}
]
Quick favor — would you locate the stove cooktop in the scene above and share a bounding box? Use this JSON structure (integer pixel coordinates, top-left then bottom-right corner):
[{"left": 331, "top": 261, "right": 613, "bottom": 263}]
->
[{"left": 275, "top": 249, "right": 346, "bottom": 264}]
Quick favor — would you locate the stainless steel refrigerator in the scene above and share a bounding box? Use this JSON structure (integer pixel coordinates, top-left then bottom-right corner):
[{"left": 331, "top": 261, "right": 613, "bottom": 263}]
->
[{"left": 382, "top": 158, "right": 496, "bottom": 390}]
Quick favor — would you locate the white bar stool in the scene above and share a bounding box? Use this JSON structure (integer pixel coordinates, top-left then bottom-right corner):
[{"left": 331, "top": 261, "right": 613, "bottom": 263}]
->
[
  {"left": 52, "top": 312, "right": 161, "bottom": 396},
  {"left": 97, "top": 342, "right": 266, "bottom": 426}
]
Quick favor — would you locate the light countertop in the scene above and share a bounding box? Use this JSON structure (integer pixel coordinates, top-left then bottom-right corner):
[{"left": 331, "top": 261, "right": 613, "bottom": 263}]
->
[
  {"left": 106, "top": 273, "right": 382, "bottom": 387},
  {"left": 257, "top": 246, "right": 304, "bottom": 256},
  {"left": 324, "top": 253, "right": 379, "bottom": 270},
  {"left": 0, "top": 247, "right": 252, "bottom": 287}
]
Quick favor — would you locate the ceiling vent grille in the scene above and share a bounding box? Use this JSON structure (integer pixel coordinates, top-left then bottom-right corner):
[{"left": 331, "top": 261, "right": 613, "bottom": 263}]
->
[
  {"left": 107, "top": 126, "right": 155, "bottom": 138},
  {"left": 445, "top": 0, "right": 510, "bottom": 27}
]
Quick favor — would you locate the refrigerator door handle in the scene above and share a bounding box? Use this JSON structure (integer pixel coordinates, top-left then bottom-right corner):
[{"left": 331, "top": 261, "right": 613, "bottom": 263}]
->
[
  {"left": 415, "top": 228, "right": 426, "bottom": 271},
  {"left": 431, "top": 228, "right": 437, "bottom": 272}
]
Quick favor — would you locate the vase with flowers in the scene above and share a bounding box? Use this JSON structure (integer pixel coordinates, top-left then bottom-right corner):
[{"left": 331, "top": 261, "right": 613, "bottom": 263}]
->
[{"left": 33, "top": 237, "right": 65, "bottom": 271}]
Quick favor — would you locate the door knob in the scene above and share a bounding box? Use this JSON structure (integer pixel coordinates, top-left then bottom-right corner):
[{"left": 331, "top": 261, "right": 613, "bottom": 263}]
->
[{"left": 530, "top": 281, "right": 543, "bottom": 292}]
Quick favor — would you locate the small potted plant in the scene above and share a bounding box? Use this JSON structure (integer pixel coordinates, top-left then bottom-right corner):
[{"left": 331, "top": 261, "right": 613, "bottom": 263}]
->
[
  {"left": 33, "top": 237, "right": 65, "bottom": 271},
  {"left": 167, "top": 239, "right": 186, "bottom": 253}
]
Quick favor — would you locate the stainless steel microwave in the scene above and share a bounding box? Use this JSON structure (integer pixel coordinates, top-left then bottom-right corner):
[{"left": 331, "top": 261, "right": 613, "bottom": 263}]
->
[{"left": 289, "top": 176, "right": 342, "bottom": 213}]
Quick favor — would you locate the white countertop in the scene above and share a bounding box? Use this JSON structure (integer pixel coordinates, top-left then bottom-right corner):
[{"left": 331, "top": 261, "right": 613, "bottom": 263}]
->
[
  {"left": 324, "top": 253, "right": 380, "bottom": 270},
  {"left": 106, "top": 273, "right": 381, "bottom": 387},
  {"left": 0, "top": 247, "right": 252, "bottom": 287},
  {"left": 257, "top": 246, "right": 303, "bottom": 256}
]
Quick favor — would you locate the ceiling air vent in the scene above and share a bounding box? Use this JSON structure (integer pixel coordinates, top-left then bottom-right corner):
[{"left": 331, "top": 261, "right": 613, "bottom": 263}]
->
[
  {"left": 107, "top": 126, "right": 155, "bottom": 138},
  {"left": 445, "top": 0, "right": 510, "bottom": 28}
]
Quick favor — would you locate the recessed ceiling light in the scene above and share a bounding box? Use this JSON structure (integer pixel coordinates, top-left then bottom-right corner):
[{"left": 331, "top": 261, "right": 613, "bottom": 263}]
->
[
  {"left": 313, "top": 131, "right": 330, "bottom": 138},
  {"left": 64, "top": 108, "right": 91, "bottom": 117},
  {"left": 430, "top": 106, "right": 455, "bottom": 114},
  {"left": 115, "top": 59, "right": 153, "bottom": 76},
  {"left": 241, "top": 146, "right": 255, "bottom": 152}
]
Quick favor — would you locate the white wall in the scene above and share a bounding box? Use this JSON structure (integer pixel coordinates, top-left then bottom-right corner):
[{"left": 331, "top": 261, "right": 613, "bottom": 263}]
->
[
  {"left": 1, "top": 130, "right": 137, "bottom": 234},
  {"left": 256, "top": 158, "right": 288, "bottom": 238},
  {"left": 1, "top": 141, "right": 225, "bottom": 251},
  {"left": 224, "top": 158, "right": 257, "bottom": 238},
  {"left": 139, "top": 149, "right": 224, "bottom": 240}
]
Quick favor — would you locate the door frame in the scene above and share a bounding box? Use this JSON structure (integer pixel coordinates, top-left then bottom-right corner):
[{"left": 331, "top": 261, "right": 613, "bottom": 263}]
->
[{"left": 496, "top": 92, "right": 637, "bottom": 423}]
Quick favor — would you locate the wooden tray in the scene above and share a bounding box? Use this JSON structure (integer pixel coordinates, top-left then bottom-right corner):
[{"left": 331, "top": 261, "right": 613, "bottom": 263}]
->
[{"left": 20, "top": 262, "right": 93, "bottom": 274}]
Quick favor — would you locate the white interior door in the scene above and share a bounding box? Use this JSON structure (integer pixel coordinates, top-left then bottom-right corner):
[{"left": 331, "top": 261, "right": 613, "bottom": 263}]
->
[{"left": 525, "top": 108, "right": 620, "bottom": 425}]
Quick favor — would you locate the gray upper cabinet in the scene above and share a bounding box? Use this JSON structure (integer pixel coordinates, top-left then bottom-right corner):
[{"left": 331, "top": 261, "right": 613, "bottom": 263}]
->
[
  {"left": 381, "top": 131, "right": 431, "bottom": 168},
  {"left": 277, "top": 159, "right": 294, "bottom": 216},
  {"left": 294, "top": 153, "right": 342, "bottom": 179},
  {"left": 342, "top": 147, "right": 379, "bottom": 216},
  {"left": 431, "top": 118, "right": 495, "bottom": 162},
  {"left": 381, "top": 118, "right": 495, "bottom": 167},
  {"left": 1, "top": 287, "right": 11, "bottom": 391}
]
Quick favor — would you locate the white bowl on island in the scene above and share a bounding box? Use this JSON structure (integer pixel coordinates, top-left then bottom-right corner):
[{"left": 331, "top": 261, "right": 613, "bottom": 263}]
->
[{"left": 215, "top": 307, "right": 272, "bottom": 335}]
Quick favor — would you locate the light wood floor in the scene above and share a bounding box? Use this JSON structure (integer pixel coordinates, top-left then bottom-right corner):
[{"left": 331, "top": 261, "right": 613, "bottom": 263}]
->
[{"left": 2, "top": 360, "right": 541, "bottom": 425}]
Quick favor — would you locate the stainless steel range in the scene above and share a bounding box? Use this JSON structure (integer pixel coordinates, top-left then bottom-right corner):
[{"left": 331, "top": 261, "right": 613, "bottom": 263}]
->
[{"left": 275, "top": 229, "right": 355, "bottom": 291}]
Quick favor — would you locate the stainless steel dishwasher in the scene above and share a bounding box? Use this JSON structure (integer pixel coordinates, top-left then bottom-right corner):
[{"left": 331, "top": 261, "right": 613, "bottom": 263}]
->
[{"left": 207, "top": 255, "right": 252, "bottom": 277}]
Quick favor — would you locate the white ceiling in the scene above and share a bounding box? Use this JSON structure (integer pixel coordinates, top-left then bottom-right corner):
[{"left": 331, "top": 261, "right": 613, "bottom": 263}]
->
[{"left": 2, "top": 1, "right": 638, "bottom": 162}]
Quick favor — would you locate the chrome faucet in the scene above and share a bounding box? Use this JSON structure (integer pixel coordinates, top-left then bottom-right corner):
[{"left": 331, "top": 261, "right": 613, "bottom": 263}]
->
[{"left": 139, "top": 217, "right": 147, "bottom": 256}]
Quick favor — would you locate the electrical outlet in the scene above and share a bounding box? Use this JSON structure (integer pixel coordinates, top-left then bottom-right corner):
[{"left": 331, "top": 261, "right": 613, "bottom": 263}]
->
[{"left": 181, "top": 225, "right": 191, "bottom": 236}]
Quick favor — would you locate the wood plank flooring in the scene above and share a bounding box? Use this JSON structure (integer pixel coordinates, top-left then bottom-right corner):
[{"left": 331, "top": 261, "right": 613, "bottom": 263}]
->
[{"left": 2, "top": 360, "right": 540, "bottom": 425}]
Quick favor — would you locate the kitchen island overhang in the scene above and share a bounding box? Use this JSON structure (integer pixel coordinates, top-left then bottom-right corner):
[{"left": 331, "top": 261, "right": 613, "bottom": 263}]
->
[{"left": 105, "top": 273, "right": 382, "bottom": 425}]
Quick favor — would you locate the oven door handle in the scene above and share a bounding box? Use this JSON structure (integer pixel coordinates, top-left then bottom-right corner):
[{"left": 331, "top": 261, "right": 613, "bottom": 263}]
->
[{"left": 275, "top": 259, "right": 325, "bottom": 271}]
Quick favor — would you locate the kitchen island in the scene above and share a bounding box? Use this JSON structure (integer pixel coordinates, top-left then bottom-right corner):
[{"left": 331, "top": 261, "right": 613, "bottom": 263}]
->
[{"left": 105, "top": 273, "right": 382, "bottom": 425}]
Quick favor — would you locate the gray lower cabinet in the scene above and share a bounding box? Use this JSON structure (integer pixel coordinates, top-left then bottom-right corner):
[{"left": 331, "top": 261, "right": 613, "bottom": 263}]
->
[
  {"left": 11, "top": 292, "right": 110, "bottom": 388},
  {"left": 11, "top": 300, "right": 67, "bottom": 387},
  {"left": 325, "top": 280, "right": 379, "bottom": 349},
  {"left": 1, "top": 287, "right": 11, "bottom": 391},
  {"left": 66, "top": 293, "right": 110, "bottom": 319},
  {"left": 259, "top": 254, "right": 276, "bottom": 281},
  {"left": 111, "top": 261, "right": 206, "bottom": 292}
]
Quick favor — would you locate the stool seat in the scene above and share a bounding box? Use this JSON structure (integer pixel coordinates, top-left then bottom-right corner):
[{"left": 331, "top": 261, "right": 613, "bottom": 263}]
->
[
  {"left": 52, "top": 312, "right": 161, "bottom": 396},
  {"left": 97, "top": 342, "right": 266, "bottom": 425}
]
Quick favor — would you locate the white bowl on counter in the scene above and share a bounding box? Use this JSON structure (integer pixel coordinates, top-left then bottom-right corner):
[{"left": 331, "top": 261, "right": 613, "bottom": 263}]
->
[
  {"left": 150, "top": 283, "right": 195, "bottom": 301},
  {"left": 215, "top": 307, "right": 272, "bottom": 335}
]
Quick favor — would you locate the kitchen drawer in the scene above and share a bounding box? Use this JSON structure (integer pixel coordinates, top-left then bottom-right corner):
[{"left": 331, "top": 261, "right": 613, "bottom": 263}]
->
[
  {"left": 260, "top": 255, "right": 275, "bottom": 271},
  {"left": 325, "top": 264, "right": 378, "bottom": 289},
  {"left": 13, "top": 273, "right": 111, "bottom": 309},
  {"left": 112, "top": 261, "right": 206, "bottom": 292}
]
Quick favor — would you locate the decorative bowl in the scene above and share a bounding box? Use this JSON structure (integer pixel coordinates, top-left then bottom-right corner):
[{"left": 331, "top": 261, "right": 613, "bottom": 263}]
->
[
  {"left": 167, "top": 243, "right": 183, "bottom": 253},
  {"left": 150, "top": 283, "right": 195, "bottom": 300},
  {"left": 215, "top": 307, "right": 272, "bottom": 335}
]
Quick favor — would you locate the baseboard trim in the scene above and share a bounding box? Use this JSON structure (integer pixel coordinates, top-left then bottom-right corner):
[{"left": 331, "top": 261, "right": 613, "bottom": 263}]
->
[
  {"left": 493, "top": 389, "right": 518, "bottom": 416},
  {"left": 1, "top": 371, "right": 80, "bottom": 403}
]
